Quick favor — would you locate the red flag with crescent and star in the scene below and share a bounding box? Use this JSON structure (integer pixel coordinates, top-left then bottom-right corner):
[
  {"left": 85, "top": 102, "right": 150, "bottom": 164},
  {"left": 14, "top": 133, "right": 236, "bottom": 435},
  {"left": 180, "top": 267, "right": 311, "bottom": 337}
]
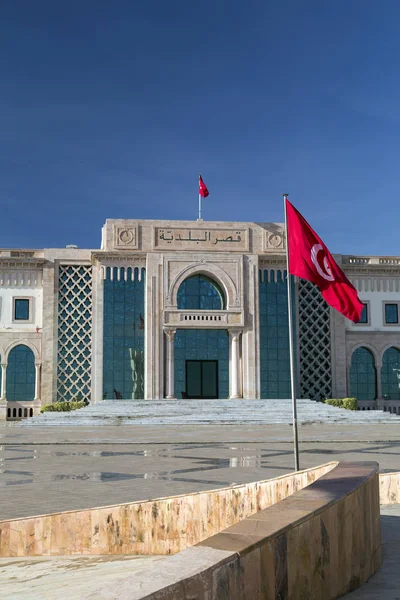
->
[
  {"left": 199, "top": 175, "right": 209, "bottom": 198},
  {"left": 286, "top": 199, "right": 363, "bottom": 323}
]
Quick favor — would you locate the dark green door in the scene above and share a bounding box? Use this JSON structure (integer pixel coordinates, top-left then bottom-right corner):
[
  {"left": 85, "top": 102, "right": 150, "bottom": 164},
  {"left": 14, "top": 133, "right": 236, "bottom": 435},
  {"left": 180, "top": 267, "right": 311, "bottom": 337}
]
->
[{"left": 186, "top": 360, "right": 218, "bottom": 399}]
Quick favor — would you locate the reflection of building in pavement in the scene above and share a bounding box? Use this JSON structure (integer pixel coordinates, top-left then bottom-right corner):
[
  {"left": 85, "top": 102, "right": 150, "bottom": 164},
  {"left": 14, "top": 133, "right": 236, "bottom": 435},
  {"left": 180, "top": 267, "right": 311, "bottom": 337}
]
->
[
  {"left": 229, "top": 456, "right": 262, "bottom": 469},
  {"left": 1, "top": 218, "right": 400, "bottom": 418},
  {"left": 129, "top": 349, "right": 144, "bottom": 399}
]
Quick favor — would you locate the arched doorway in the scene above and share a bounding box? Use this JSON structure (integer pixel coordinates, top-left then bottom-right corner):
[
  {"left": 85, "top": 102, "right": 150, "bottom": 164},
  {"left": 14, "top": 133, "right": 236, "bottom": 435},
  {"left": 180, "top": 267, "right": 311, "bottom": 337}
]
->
[
  {"left": 381, "top": 347, "right": 400, "bottom": 400},
  {"left": 174, "top": 274, "right": 228, "bottom": 399},
  {"left": 6, "top": 345, "right": 35, "bottom": 401},
  {"left": 349, "top": 347, "right": 377, "bottom": 401}
]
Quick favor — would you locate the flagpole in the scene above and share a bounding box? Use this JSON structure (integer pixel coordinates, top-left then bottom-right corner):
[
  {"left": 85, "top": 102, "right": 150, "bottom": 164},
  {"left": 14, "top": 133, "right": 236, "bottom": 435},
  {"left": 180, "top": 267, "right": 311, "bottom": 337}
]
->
[
  {"left": 198, "top": 174, "right": 202, "bottom": 220},
  {"left": 283, "top": 193, "right": 300, "bottom": 472}
]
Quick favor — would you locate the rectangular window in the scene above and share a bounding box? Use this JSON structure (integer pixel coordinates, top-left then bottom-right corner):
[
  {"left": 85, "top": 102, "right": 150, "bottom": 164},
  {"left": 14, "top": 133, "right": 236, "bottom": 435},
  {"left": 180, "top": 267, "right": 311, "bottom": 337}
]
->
[
  {"left": 385, "top": 303, "right": 399, "bottom": 324},
  {"left": 14, "top": 298, "right": 30, "bottom": 321},
  {"left": 359, "top": 303, "right": 368, "bottom": 324}
]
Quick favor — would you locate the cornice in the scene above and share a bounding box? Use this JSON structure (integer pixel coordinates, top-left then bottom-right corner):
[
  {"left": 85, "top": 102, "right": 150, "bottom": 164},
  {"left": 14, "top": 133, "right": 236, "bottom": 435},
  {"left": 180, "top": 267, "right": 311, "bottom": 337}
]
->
[
  {"left": 343, "top": 266, "right": 400, "bottom": 276},
  {"left": 0, "top": 258, "right": 45, "bottom": 269}
]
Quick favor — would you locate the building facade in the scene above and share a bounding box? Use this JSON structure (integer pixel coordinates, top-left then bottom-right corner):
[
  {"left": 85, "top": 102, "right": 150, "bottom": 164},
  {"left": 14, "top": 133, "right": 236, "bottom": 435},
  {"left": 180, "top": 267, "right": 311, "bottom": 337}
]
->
[{"left": 0, "top": 218, "right": 399, "bottom": 419}]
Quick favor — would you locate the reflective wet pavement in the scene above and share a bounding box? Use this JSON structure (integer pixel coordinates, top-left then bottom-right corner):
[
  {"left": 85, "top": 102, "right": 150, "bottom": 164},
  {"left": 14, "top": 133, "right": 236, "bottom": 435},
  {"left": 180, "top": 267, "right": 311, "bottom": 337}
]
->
[{"left": 1, "top": 425, "right": 400, "bottom": 520}]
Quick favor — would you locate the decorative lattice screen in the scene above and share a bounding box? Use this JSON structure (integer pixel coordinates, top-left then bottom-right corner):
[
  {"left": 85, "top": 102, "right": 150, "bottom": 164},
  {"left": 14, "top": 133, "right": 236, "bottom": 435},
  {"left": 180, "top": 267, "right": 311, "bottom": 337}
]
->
[
  {"left": 298, "top": 280, "right": 332, "bottom": 400},
  {"left": 57, "top": 265, "right": 92, "bottom": 402}
]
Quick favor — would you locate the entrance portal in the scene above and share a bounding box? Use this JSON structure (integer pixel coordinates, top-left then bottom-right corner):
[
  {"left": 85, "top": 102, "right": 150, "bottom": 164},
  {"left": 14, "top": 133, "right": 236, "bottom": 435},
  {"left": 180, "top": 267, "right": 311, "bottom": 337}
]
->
[
  {"left": 174, "top": 329, "right": 229, "bottom": 399},
  {"left": 186, "top": 360, "right": 218, "bottom": 399}
]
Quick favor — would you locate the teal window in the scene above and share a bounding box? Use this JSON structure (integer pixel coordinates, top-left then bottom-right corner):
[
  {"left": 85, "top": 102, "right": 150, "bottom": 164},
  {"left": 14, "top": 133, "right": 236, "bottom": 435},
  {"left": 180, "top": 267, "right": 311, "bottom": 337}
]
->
[
  {"left": 259, "top": 270, "right": 294, "bottom": 399},
  {"left": 349, "top": 347, "right": 376, "bottom": 401},
  {"left": 14, "top": 299, "right": 30, "bottom": 320},
  {"left": 385, "top": 303, "right": 398, "bottom": 324},
  {"left": 6, "top": 345, "right": 35, "bottom": 401},
  {"left": 103, "top": 267, "right": 145, "bottom": 399},
  {"left": 381, "top": 347, "right": 400, "bottom": 400},
  {"left": 177, "top": 275, "right": 225, "bottom": 310},
  {"left": 359, "top": 303, "right": 368, "bottom": 324},
  {"left": 174, "top": 329, "right": 229, "bottom": 399}
]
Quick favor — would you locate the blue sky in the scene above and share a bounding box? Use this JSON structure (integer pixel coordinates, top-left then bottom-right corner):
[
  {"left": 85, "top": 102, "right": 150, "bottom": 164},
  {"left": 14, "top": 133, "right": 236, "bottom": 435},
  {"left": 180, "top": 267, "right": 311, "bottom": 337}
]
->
[{"left": 1, "top": 0, "right": 399, "bottom": 254}]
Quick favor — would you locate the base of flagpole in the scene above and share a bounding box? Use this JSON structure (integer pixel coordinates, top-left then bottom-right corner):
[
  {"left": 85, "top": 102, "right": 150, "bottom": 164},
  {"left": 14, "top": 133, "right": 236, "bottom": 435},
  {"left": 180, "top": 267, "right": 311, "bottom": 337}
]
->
[{"left": 197, "top": 218, "right": 203, "bottom": 222}]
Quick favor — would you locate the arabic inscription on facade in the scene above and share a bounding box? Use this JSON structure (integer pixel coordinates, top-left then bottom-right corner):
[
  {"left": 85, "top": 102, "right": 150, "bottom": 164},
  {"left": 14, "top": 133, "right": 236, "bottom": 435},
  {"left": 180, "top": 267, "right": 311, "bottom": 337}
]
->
[{"left": 154, "top": 228, "right": 248, "bottom": 251}]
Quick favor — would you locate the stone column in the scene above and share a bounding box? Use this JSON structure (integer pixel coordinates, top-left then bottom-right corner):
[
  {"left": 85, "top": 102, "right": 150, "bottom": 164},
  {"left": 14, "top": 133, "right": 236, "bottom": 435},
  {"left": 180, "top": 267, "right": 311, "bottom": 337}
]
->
[
  {"left": 330, "top": 309, "right": 347, "bottom": 398},
  {"left": 145, "top": 254, "right": 164, "bottom": 399},
  {"left": 91, "top": 263, "right": 104, "bottom": 404},
  {"left": 0, "top": 364, "right": 6, "bottom": 400},
  {"left": 376, "top": 362, "right": 383, "bottom": 408},
  {"left": 34, "top": 364, "right": 41, "bottom": 400},
  {"left": 229, "top": 329, "right": 242, "bottom": 399},
  {"left": 346, "top": 363, "right": 351, "bottom": 398},
  {"left": 165, "top": 329, "right": 176, "bottom": 400},
  {"left": 0, "top": 364, "right": 7, "bottom": 421},
  {"left": 241, "top": 256, "right": 259, "bottom": 399},
  {"left": 41, "top": 260, "right": 57, "bottom": 405}
]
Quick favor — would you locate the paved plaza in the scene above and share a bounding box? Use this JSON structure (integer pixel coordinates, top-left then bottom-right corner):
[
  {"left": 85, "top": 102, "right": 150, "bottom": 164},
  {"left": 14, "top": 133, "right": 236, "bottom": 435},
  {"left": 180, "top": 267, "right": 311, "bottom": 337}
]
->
[
  {"left": 1, "top": 422, "right": 400, "bottom": 521},
  {"left": 1, "top": 421, "right": 400, "bottom": 599},
  {"left": 0, "top": 555, "right": 165, "bottom": 600}
]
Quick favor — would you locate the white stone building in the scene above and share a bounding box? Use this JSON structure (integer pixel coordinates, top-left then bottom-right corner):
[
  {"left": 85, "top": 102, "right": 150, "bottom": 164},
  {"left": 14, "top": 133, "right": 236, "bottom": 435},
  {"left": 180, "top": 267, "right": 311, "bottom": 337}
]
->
[{"left": 0, "top": 219, "right": 399, "bottom": 420}]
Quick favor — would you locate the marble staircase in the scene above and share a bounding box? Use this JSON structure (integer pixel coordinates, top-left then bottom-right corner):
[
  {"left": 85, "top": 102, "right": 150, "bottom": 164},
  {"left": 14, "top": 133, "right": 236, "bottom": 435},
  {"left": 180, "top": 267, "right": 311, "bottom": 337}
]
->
[{"left": 19, "top": 398, "right": 400, "bottom": 427}]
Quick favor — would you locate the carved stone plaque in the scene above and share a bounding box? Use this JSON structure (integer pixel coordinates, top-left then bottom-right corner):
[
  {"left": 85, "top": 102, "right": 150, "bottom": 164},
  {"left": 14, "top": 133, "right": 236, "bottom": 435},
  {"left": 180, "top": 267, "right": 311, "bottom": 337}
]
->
[
  {"left": 154, "top": 227, "right": 248, "bottom": 251},
  {"left": 114, "top": 226, "right": 138, "bottom": 249},
  {"left": 263, "top": 229, "right": 286, "bottom": 251}
]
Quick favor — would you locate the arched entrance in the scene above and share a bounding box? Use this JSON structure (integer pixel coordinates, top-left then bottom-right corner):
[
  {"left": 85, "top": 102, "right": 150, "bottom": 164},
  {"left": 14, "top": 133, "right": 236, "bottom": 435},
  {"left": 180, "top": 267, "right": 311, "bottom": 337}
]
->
[
  {"left": 349, "top": 347, "right": 377, "bottom": 401},
  {"left": 6, "top": 344, "right": 35, "bottom": 401},
  {"left": 381, "top": 347, "right": 400, "bottom": 400},
  {"left": 175, "top": 275, "right": 227, "bottom": 399},
  {"left": 165, "top": 273, "right": 241, "bottom": 399}
]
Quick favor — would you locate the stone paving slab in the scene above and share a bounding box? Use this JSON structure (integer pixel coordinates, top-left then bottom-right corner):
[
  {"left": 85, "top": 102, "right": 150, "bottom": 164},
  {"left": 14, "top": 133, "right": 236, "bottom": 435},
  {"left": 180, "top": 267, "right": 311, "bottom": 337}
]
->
[
  {"left": 3, "top": 422, "right": 400, "bottom": 444},
  {"left": 0, "top": 555, "right": 166, "bottom": 600}
]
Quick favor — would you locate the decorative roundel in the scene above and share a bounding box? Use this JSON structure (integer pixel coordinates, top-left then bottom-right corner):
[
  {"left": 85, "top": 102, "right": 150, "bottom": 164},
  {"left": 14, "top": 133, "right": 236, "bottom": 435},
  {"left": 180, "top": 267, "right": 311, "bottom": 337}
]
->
[
  {"left": 268, "top": 233, "right": 283, "bottom": 248},
  {"left": 119, "top": 229, "right": 134, "bottom": 244}
]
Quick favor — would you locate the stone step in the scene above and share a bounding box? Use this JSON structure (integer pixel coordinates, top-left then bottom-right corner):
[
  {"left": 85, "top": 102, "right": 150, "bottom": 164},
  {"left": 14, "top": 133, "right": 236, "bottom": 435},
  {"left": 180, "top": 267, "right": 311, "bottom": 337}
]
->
[{"left": 18, "top": 399, "right": 400, "bottom": 427}]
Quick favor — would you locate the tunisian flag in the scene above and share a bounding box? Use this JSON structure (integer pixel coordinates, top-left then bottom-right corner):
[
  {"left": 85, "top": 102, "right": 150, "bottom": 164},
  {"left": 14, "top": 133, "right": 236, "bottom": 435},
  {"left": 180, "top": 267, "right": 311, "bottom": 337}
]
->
[
  {"left": 199, "top": 174, "right": 209, "bottom": 198},
  {"left": 286, "top": 199, "right": 363, "bottom": 323}
]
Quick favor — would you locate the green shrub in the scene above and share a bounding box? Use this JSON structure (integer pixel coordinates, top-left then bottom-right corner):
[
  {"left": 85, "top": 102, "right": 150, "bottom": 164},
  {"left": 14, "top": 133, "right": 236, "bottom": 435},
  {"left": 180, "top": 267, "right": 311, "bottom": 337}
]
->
[
  {"left": 40, "top": 401, "right": 85, "bottom": 413},
  {"left": 324, "top": 397, "right": 357, "bottom": 411},
  {"left": 342, "top": 397, "right": 358, "bottom": 410}
]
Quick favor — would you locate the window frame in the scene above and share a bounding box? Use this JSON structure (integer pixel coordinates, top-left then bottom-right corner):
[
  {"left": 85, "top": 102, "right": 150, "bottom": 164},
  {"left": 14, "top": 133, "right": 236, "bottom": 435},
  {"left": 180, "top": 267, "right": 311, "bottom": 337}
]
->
[
  {"left": 12, "top": 297, "right": 33, "bottom": 324},
  {"left": 355, "top": 301, "right": 370, "bottom": 325},
  {"left": 383, "top": 301, "right": 400, "bottom": 326},
  {"left": 177, "top": 274, "right": 225, "bottom": 310}
]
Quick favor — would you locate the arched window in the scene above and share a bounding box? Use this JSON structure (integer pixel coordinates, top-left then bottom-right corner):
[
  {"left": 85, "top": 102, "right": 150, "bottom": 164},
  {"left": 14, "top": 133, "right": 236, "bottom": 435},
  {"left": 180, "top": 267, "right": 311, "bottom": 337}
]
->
[
  {"left": 6, "top": 345, "right": 35, "bottom": 401},
  {"left": 177, "top": 275, "right": 225, "bottom": 310},
  {"left": 381, "top": 347, "right": 400, "bottom": 400},
  {"left": 349, "top": 347, "right": 377, "bottom": 401}
]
